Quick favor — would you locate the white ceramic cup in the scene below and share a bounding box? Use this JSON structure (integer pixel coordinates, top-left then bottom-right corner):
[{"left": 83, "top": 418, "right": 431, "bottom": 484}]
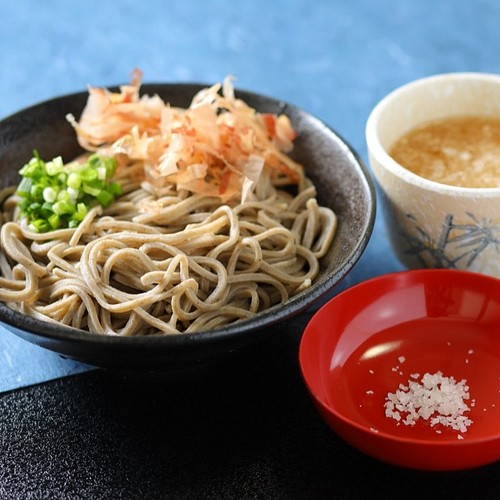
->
[{"left": 366, "top": 73, "right": 500, "bottom": 276}]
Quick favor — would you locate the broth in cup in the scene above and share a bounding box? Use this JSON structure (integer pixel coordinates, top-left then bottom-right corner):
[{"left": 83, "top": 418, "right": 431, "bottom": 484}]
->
[
  {"left": 366, "top": 73, "right": 500, "bottom": 276},
  {"left": 390, "top": 115, "right": 500, "bottom": 188}
]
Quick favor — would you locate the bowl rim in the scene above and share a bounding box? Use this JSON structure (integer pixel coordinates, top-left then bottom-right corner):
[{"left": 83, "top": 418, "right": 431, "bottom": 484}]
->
[
  {"left": 0, "top": 82, "right": 377, "bottom": 349},
  {"left": 299, "top": 268, "right": 500, "bottom": 447},
  {"left": 365, "top": 71, "right": 500, "bottom": 198}
]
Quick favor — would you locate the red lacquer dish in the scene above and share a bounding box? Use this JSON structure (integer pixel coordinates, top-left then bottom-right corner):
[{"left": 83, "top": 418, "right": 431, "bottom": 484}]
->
[{"left": 299, "top": 269, "right": 500, "bottom": 471}]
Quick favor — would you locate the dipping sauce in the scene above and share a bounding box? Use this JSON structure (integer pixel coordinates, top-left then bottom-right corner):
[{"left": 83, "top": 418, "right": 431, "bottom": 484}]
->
[{"left": 390, "top": 116, "right": 500, "bottom": 188}]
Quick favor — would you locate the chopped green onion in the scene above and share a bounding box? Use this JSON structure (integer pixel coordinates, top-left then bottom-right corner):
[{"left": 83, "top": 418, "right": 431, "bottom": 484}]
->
[
  {"left": 43, "top": 187, "right": 57, "bottom": 203},
  {"left": 67, "top": 172, "right": 82, "bottom": 189},
  {"left": 15, "top": 150, "right": 121, "bottom": 232},
  {"left": 81, "top": 168, "right": 98, "bottom": 182},
  {"left": 17, "top": 177, "right": 33, "bottom": 197},
  {"left": 67, "top": 187, "right": 79, "bottom": 201},
  {"left": 46, "top": 156, "right": 64, "bottom": 176},
  {"left": 82, "top": 183, "right": 101, "bottom": 196},
  {"left": 31, "top": 185, "right": 44, "bottom": 201},
  {"left": 75, "top": 203, "right": 89, "bottom": 219},
  {"left": 57, "top": 190, "right": 71, "bottom": 202},
  {"left": 77, "top": 202, "right": 88, "bottom": 213},
  {"left": 29, "top": 219, "right": 51, "bottom": 233},
  {"left": 108, "top": 181, "right": 122, "bottom": 196},
  {"left": 53, "top": 200, "right": 75, "bottom": 216},
  {"left": 41, "top": 201, "right": 54, "bottom": 214},
  {"left": 48, "top": 213, "right": 61, "bottom": 230},
  {"left": 96, "top": 189, "right": 114, "bottom": 207},
  {"left": 29, "top": 202, "right": 42, "bottom": 212},
  {"left": 96, "top": 166, "right": 106, "bottom": 180}
]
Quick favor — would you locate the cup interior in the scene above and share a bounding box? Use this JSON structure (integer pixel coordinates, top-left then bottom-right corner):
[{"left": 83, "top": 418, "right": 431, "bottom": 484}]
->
[
  {"left": 366, "top": 72, "right": 500, "bottom": 193},
  {"left": 372, "top": 73, "right": 500, "bottom": 156}
]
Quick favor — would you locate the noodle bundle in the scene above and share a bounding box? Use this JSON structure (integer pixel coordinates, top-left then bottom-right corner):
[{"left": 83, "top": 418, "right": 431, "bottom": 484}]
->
[{"left": 0, "top": 73, "right": 337, "bottom": 335}]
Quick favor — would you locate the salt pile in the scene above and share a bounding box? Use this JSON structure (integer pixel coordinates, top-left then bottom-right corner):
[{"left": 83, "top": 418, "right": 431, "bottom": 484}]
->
[{"left": 384, "top": 371, "right": 473, "bottom": 433}]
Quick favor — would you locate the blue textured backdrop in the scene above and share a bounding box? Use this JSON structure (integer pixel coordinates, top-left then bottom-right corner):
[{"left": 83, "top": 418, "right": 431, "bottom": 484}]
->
[{"left": 1, "top": 0, "right": 499, "bottom": 391}]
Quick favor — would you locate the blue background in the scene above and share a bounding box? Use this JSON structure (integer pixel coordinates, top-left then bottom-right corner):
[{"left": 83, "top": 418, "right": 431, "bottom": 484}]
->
[{"left": 1, "top": 0, "right": 499, "bottom": 391}]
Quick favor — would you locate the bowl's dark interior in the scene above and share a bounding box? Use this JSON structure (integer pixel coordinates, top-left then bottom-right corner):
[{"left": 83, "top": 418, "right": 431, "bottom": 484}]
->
[{"left": 0, "top": 84, "right": 375, "bottom": 370}]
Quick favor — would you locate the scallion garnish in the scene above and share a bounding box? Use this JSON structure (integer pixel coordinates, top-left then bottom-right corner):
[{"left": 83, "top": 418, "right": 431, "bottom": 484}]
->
[{"left": 16, "top": 151, "right": 122, "bottom": 233}]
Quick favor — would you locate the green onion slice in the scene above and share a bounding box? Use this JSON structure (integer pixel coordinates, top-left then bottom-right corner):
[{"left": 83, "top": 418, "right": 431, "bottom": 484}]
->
[{"left": 15, "top": 151, "right": 121, "bottom": 233}]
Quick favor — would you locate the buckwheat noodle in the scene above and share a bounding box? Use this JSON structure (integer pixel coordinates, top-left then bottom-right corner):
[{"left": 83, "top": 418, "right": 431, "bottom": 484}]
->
[{"left": 0, "top": 161, "right": 337, "bottom": 335}]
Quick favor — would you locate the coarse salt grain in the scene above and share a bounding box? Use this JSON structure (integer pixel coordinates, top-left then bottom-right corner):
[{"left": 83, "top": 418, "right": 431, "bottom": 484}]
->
[{"left": 384, "top": 371, "right": 473, "bottom": 434}]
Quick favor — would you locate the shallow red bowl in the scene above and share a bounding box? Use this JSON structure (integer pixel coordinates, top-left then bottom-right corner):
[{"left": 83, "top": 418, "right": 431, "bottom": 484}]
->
[{"left": 299, "top": 269, "right": 500, "bottom": 471}]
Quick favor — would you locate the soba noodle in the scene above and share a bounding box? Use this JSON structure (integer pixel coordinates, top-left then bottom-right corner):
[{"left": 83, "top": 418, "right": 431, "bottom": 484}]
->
[{"left": 0, "top": 75, "right": 338, "bottom": 335}]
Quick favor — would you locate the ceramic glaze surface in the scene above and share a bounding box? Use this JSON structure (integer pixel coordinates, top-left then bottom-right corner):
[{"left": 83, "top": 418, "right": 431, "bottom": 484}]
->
[
  {"left": 366, "top": 73, "right": 500, "bottom": 276},
  {"left": 299, "top": 269, "right": 500, "bottom": 471},
  {"left": 0, "top": 85, "right": 375, "bottom": 370}
]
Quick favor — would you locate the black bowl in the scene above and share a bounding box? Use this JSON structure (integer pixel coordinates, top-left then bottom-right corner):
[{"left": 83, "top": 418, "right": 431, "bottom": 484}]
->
[{"left": 0, "top": 83, "right": 376, "bottom": 370}]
